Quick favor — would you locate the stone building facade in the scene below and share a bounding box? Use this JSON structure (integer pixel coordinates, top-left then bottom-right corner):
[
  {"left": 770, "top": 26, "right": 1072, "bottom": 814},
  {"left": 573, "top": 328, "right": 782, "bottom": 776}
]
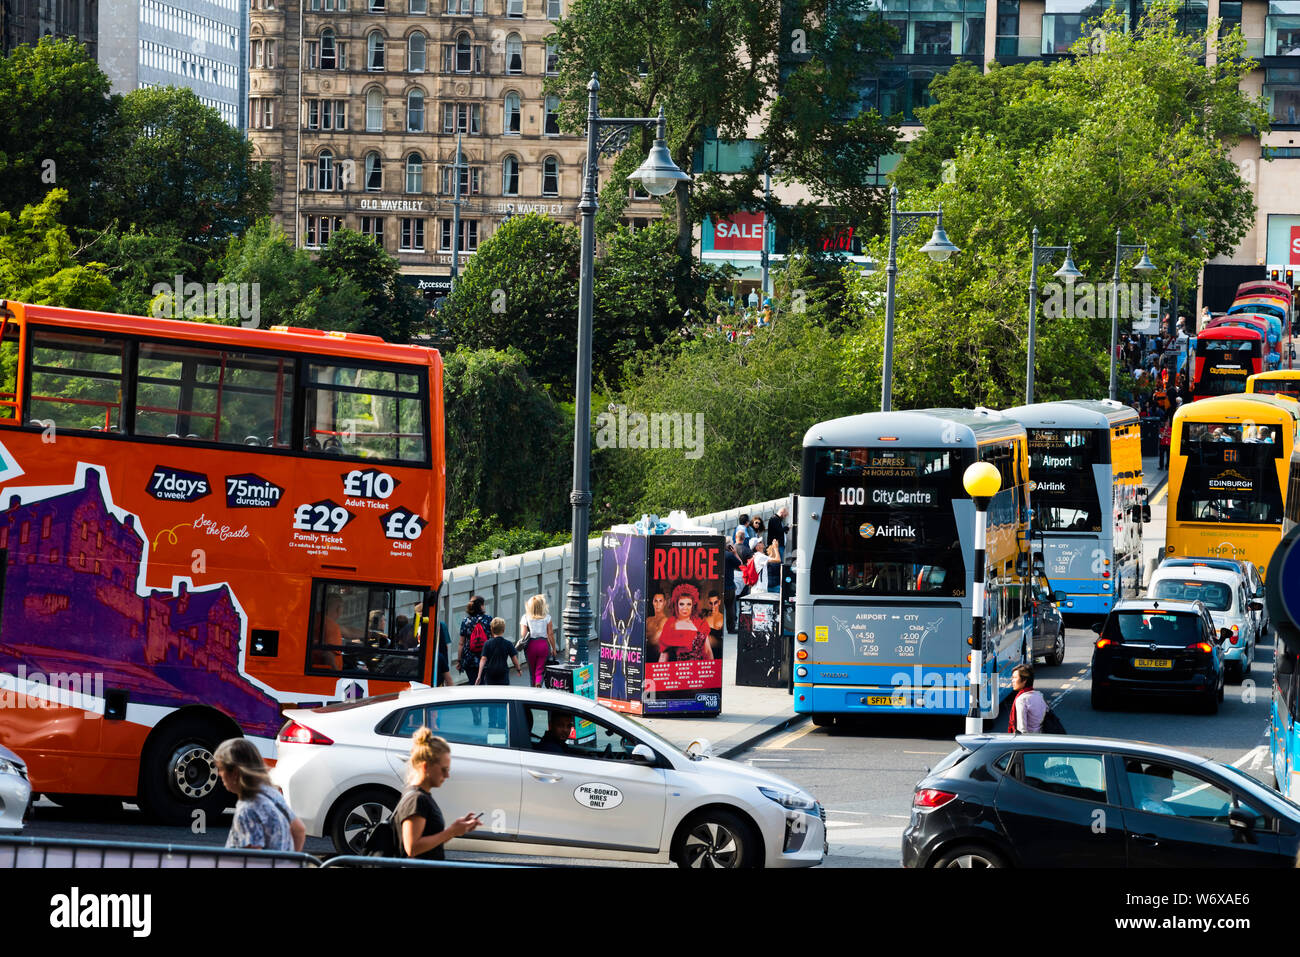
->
[{"left": 248, "top": 0, "right": 660, "bottom": 297}]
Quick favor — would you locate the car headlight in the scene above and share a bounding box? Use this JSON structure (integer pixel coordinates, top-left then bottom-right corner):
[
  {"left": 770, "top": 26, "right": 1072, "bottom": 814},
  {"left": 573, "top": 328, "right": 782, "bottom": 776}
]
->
[
  {"left": 0, "top": 758, "right": 25, "bottom": 778},
  {"left": 758, "top": 787, "right": 817, "bottom": 812}
]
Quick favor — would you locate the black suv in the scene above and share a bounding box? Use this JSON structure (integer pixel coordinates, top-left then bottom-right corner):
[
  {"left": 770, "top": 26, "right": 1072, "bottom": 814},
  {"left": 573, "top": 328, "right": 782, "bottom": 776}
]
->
[
  {"left": 1090, "top": 598, "right": 1228, "bottom": 714},
  {"left": 902, "top": 734, "right": 1300, "bottom": 867}
]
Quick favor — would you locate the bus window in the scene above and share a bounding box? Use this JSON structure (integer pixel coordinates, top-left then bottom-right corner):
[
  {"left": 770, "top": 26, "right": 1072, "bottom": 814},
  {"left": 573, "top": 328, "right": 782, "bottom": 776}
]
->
[
  {"left": 1175, "top": 423, "right": 1284, "bottom": 524},
  {"left": 1027, "top": 429, "right": 1101, "bottom": 531},
  {"left": 304, "top": 363, "right": 427, "bottom": 463},
  {"left": 0, "top": 319, "right": 18, "bottom": 421},
  {"left": 135, "top": 343, "right": 295, "bottom": 447},
  {"left": 307, "top": 580, "right": 426, "bottom": 679},
  {"left": 29, "top": 331, "right": 125, "bottom": 433},
  {"left": 805, "top": 447, "right": 967, "bottom": 598}
]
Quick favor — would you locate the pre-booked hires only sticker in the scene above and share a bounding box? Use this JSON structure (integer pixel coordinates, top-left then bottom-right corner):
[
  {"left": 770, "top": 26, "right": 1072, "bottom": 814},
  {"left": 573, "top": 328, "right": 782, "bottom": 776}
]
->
[{"left": 574, "top": 783, "right": 624, "bottom": 810}]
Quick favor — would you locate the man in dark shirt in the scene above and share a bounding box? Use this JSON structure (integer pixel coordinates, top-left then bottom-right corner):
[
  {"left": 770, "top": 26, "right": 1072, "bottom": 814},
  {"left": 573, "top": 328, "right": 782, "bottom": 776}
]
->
[
  {"left": 724, "top": 543, "right": 741, "bottom": 634},
  {"left": 536, "top": 712, "right": 575, "bottom": 754},
  {"left": 766, "top": 506, "right": 788, "bottom": 560}
]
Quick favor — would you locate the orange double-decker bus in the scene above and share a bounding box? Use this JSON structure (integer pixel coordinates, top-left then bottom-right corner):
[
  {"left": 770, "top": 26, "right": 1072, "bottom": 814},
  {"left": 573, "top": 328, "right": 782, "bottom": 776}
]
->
[{"left": 0, "top": 301, "right": 445, "bottom": 822}]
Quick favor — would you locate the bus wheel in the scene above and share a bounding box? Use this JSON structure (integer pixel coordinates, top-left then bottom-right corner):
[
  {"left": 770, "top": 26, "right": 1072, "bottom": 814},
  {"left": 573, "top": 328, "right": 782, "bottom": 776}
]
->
[
  {"left": 138, "top": 719, "right": 231, "bottom": 826},
  {"left": 812, "top": 716, "right": 834, "bottom": 728}
]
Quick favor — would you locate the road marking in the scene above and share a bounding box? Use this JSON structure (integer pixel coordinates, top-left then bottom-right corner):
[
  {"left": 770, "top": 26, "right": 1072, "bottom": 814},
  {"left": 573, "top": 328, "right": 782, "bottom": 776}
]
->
[
  {"left": 903, "top": 750, "right": 946, "bottom": 755},
  {"left": 747, "top": 757, "right": 790, "bottom": 763},
  {"left": 1150, "top": 480, "right": 1169, "bottom": 506},
  {"left": 762, "top": 722, "right": 819, "bottom": 750},
  {"left": 1232, "top": 745, "right": 1269, "bottom": 771}
]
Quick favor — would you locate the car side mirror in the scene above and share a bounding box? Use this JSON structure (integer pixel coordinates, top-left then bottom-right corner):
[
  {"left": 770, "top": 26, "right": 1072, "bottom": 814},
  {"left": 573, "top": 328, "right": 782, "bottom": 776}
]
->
[
  {"left": 1228, "top": 809, "right": 1254, "bottom": 832},
  {"left": 631, "top": 744, "right": 657, "bottom": 765},
  {"left": 1091, "top": 621, "right": 1105, "bottom": 635},
  {"left": 1249, "top": 601, "right": 1263, "bottom": 612},
  {"left": 1053, "top": 590, "right": 1068, "bottom": 604},
  {"left": 1219, "top": 628, "right": 1233, "bottom": 643}
]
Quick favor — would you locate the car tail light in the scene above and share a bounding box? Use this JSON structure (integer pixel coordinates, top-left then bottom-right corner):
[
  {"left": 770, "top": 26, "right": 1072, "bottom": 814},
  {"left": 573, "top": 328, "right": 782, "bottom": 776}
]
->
[
  {"left": 1229, "top": 632, "right": 1239, "bottom": 645},
  {"left": 1095, "top": 638, "right": 1112, "bottom": 649},
  {"left": 278, "top": 720, "right": 334, "bottom": 745},
  {"left": 913, "top": 788, "right": 957, "bottom": 810},
  {"left": 1186, "top": 642, "right": 1213, "bottom": 654}
]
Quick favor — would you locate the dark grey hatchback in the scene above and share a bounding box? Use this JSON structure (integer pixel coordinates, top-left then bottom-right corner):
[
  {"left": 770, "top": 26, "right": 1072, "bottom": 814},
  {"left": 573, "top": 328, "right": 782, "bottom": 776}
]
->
[{"left": 902, "top": 734, "right": 1300, "bottom": 867}]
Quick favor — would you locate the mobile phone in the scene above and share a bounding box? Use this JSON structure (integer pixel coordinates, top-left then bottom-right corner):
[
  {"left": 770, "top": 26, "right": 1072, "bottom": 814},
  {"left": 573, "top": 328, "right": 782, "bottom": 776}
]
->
[{"left": 472, "top": 812, "right": 484, "bottom": 819}]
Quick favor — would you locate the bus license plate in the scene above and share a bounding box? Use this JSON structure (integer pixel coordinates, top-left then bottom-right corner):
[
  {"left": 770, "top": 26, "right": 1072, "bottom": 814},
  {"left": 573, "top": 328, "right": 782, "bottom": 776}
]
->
[
  {"left": 865, "top": 695, "right": 903, "bottom": 706},
  {"left": 1134, "top": 658, "right": 1173, "bottom": 669}
]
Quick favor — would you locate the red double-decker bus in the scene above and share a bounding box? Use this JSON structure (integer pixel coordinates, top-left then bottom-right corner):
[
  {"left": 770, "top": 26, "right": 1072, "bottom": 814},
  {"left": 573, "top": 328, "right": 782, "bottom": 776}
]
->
[
  {"left": 1192, "top": 324, "right": 1264, "bottom": 400},
  {"left": 0, "top": 301, "right": 445, "bottom": 822}
]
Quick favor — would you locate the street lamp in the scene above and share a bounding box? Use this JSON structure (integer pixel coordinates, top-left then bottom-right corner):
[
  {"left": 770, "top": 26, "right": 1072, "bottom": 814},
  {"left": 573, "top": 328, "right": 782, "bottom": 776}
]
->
[
  {"left": 963, "top": 461, "right": 1001, "bottom": 734},
  {"left": 881, "top": 186, "right": 959, "bottom": 412},
  {"left": 1026, "top": 227, "right": 1081, "bottom": 405},
  {"left": 564, "top": 74, "right": 690, "bottom": 665},
  {"left": 1109, "top": 229, "right": 1157, "bottom": 400}
]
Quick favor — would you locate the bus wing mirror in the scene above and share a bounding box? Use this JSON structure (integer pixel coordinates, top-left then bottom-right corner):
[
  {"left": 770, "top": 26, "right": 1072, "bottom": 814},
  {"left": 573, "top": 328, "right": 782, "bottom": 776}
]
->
[
  {"left": 1052, "top": 590, "right": 1068, "bottom": 604},
  {"left": 1090, "top": 621, "right": 1105, "bottom": 635}
]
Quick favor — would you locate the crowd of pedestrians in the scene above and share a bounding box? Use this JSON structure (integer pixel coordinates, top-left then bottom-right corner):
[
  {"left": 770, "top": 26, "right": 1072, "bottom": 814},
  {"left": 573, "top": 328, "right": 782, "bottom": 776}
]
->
[
  {"left": 723, "top": 505, "right": 788, "bottom": 634},
  {"left": 1116, "top": 317, "right": 1196, "bottom": 470}
]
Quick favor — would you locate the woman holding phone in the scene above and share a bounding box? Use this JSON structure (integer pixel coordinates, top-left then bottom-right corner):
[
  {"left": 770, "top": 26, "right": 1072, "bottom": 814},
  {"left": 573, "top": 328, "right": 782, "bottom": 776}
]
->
[{"left": 392, "top": 728, "right": 481, "bottom": 860}]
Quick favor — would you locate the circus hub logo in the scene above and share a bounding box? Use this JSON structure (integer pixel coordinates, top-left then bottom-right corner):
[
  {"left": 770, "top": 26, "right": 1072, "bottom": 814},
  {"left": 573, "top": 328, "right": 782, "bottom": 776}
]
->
[{"left": 147, "top": 466, "right": 211, "bottom": 503}]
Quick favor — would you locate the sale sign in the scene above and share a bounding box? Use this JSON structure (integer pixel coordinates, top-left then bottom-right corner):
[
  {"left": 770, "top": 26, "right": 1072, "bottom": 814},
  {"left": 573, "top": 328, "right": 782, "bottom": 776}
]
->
[
  {"left": 711, "top": 212, "right": 766, "bottom": 252},
  {"left": 1291, "top": 225, "right": 1300, "bottom": 265}
]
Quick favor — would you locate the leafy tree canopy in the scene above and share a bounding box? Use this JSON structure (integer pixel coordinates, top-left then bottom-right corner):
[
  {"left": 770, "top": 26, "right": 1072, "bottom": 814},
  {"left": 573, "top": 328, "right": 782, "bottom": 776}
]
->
[{"left": 0, "top": 190, "right": 113, "bottom": 309}]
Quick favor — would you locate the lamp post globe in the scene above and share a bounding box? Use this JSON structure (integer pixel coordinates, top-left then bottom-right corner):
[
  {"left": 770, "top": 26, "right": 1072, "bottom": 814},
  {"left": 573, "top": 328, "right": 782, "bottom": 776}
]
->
[
  {"left": 628, "top": 140, "right": 689, "bottom": 197},
  {"left": 921, "top": 223, "right": 960, "bottom": 262},
  {"left": 963, "top": 461, "right": 1001, "bottom": 499}
]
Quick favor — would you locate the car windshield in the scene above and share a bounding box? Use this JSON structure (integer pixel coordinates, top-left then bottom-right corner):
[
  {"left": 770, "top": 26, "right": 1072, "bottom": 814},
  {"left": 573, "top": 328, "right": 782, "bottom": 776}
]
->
[
  {"left": 617, "top": 713, "right": 688, "bottom": 758},
  {"left": 1151, "top": 579, "right": 1232, "bottom": 611},
  {"left": 1104, "top": 611, "right": 1203, "bottom": 645}
]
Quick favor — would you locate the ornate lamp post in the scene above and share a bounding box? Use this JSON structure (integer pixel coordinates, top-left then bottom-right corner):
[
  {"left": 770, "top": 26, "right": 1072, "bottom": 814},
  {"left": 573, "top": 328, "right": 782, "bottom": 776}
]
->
[
  {"left": 1108, "top": 230, "right": 1157, "bottom": 401},
  {"left": 1026, "top": 228, "right": 1081, "bottom": 404}
]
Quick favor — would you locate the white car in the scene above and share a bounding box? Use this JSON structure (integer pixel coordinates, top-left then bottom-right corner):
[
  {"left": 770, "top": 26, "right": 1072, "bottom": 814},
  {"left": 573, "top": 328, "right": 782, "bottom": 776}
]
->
[
  {"left": 272, "top": 685, "right": 825, "bottom": 868},
  {"left": 0, "top": 744, "right": 32, "bottom": 832},
  {"left": 1148, "top": 563, "right": 1261, "bottom": 682}
]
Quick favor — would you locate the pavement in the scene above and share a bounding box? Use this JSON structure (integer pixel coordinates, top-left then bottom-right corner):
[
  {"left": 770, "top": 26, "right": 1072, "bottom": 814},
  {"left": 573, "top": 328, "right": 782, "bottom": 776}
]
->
[{"left": 466, "top": 456, "right": 1171, "bottom": 765}]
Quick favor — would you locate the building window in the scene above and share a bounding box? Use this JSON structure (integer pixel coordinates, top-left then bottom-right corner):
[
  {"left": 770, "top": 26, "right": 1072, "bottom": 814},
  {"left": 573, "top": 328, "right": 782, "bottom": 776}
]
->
[
  {"left": 304, "top": 150, "right": 340, "bottom": 190},
  {"left": 361, "top": 216, "right": 385, "bottom": 244},
  {"left": 406, "top": 153, "right": 424, "bottom": 193},
  {"left": 368, "top": 32, "right": 386, "bottom": 71},
  {"left": 251, "top": 38, "right": 263, "bottom": 68},
  {"left": 366, "top": 88, "right": 383, "bottom": 130},
  {"left": 249, "top": 97, "right": 276, "bottom": 129},
  {"left": 504, "top": 91, "right": 521, "bottom": 133},
  {"left": 443, "top": 102, "right": 482, "bottom": 133},
  {"left": 370, "top": 0, "right": 385, "bottom": 10},
  {"left": 544, "top": 95, "right": 560, "bottom": 135},
  {"left": 542, "top": 155, "right": 559, "bottom": 196},
  {"left": 305, "top": 215, "right": 344, "bottom": 248},
  {"left": 1269, "top": 3, "right": 1300, "bottom": 56},
  {"left": 407, "top": 89, "right": 425, "bottom": 131},
  {"left": 1266, "top": 69, "right": 1300, "bottom": 125},
  {"left": 441, "top": 164, "right": 481, "bottom": 195},
  {"left": 365, "top": 152, "right": 383, "bottom": 191},
  {"left": 445, "top": 0, "right": 485, "bottom": 12},
  {"left": 508, "top": 0, "right": 524, "bottom": 15},
  {"left": 547, "top": 0, "right": 560, "bottom": 19},
  {"left": 408, "top": 32, "right": 426, "bottom": 71},
  {"left": 306, "top": 99, "right": 347, "bottom": 130},
  {"left": 443, "top": 32, "right": 484, "bottom": 73},
  {"left": 545, "top": 40, "right": 559, "bottom": 74},
  {"left": 410, "top": 0, "right": 426, "bottom": 10},
  {"left": 506, "top": 33, "right": 523, "bottom": 73},
  {"left": 322, "top": 29, "right": 337, "bottom": 69},
  {"left": 1041, "top": 0, "right": 1121, "bottom": 55},
  {"left": 401, "top": 218, "right": 426, "bottom": 251},
  {"left": 440, "top": 219, "right": 479, "bottom": 252},
  {"left": 502, "top": 155, "right": 520, "bottom": 195}
]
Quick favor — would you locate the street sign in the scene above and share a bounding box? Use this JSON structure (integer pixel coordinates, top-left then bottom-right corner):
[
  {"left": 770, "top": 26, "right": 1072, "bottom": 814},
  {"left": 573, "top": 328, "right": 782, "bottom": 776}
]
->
[{"left": 1266, "top": 524, "right": 1300, "bottom": 654}]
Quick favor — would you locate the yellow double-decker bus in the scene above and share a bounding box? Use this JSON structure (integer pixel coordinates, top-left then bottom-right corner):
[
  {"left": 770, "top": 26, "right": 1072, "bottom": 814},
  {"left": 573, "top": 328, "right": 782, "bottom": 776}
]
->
[
  {"left": 1246, "top": 370, "right": 1300, "bottom": 401},
  {"left": 1165, "top": 394, "right": 1300, "bottom": 577}
]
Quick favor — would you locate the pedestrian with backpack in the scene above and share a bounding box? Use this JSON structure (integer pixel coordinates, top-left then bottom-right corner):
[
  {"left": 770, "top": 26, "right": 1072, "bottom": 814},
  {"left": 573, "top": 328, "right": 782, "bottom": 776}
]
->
[
  {"left": 391, "top": 728, "right": 481, "bottom": 860},
  {"left": 476, "top": 617, "right": 522, "bottom": 685},
  {"left": 457, "top": 595, "right": 492, "bottom": 685}
]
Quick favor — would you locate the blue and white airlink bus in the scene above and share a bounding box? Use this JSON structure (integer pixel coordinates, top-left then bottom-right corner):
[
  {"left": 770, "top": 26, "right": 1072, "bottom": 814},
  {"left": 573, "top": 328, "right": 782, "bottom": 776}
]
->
[
  {"left": 793, "top": 409, "right": 1033, "bottom": 724},
  {"left": 1001, "top": 400, "right": 1145, "bottom": 619}
]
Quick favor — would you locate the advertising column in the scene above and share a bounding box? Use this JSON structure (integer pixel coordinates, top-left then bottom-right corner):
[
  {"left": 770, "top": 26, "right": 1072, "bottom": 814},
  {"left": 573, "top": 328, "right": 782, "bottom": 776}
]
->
[{"left": 644, "top": 534, "right": 724, "bottom": 716}]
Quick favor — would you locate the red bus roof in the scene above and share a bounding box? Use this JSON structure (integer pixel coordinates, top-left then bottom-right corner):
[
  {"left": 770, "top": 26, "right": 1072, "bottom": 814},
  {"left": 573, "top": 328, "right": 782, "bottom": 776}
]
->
[
  {"left": 1207, "top": 315, "right": 1270, "bottom": 335},
  {"left": 6, "top": 301, "right": 439, "bottom": 368},
  {"left": 1197, "top": 323, "right": 1263, "bottom": 341},
  {"left": 1236, "top": 280, "right": 1292, "bottom": 301}
]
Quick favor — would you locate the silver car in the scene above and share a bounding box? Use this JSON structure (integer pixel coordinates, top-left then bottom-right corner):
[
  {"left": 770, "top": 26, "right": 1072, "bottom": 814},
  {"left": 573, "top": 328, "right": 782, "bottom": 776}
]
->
[
  {"left": 0, "top": 744, "right": 32, "bottom": 832},
  {"left": 1148, "top": 564, "right": 1260, "bottom": 683}
]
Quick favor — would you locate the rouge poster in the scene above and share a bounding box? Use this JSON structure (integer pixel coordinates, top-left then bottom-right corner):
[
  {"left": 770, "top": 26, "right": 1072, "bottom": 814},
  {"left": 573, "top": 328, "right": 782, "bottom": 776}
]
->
[{"left": 643, "top": 535, "right": 724, "bottom": 716}]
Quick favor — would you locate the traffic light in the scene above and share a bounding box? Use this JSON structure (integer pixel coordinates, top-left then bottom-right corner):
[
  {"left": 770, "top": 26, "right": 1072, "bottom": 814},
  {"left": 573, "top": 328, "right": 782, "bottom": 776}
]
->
[{"left": 1271, "top": 268, "right": 1281, "bottom": 282}]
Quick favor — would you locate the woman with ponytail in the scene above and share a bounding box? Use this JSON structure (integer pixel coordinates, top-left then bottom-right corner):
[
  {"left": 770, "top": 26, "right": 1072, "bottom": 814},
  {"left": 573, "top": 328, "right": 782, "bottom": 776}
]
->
[{"left": 391, "top": 728, "right": 481, "bottom": 860}]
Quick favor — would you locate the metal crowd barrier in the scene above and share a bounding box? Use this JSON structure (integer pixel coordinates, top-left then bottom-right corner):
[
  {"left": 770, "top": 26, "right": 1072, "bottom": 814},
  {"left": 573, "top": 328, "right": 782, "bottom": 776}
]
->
[
  {"left": 319, "top": 855, "right": 528, "bottom": 868},
  {"left": 0, "top": 834, "right": 320, "bottom": 868}
]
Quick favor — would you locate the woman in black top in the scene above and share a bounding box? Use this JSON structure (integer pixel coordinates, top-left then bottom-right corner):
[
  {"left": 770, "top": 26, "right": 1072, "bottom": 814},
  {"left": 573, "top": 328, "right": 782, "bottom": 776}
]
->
[{"left": 392, "top": 729, "right": 481, "bottom": 860}]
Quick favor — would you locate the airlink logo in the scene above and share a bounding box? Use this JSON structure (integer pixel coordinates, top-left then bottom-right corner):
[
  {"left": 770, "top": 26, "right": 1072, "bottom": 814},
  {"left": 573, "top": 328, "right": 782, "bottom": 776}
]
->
[
  {"left": 859, "top": 523, "right": 917, "bottom": 539},
  {"left": 1037, "top": 481, "right": 1067, "bottom": 492}
]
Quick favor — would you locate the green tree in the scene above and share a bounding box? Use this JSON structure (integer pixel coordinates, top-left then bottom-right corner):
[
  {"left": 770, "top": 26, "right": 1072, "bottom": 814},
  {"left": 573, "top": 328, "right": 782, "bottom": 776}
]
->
[
  {"left": 548, "top": 0, "right": 898, "bottom": 260},
  {"left": 0, "top": 38, "right": 114, "bottom": 225},
  {"left": 96, "top": 87, "right": 273, "bottom": 248},
  {"left": 442, "top": 213, "right": 580, "bottom": 389},
  {"left": 0, "top": 190, "right": 113, "bottom": 309},
  {"left": 841, "top": 2, "right": 1265, "bottom": 408},
  {"left": 443, "top": 347, "right": 571, "bottom": 535},
  {"left": 79, "top": 225, "right": 195, "bottom": 316},
  {"left": 315, "top": 229, "right": 430, "bottom": 341}
]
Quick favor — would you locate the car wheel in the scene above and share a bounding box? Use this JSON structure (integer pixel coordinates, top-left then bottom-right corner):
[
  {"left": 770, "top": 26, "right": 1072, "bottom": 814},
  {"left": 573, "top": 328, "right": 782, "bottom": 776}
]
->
[
  {"left": 137, "top": 718, "right": 232, "bottom": 826},
  {"left": 1046, "top": 630, "right": 1065, "bottom": 667},
  {"left": 932, "top": 843, "right": 1008, "bottom": 869},
  {"left": 329, "top": 786, "right": 400, "bottom": 856},
  {"left": 675, "top": 810, "right": 759, "bottom": 869}
]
